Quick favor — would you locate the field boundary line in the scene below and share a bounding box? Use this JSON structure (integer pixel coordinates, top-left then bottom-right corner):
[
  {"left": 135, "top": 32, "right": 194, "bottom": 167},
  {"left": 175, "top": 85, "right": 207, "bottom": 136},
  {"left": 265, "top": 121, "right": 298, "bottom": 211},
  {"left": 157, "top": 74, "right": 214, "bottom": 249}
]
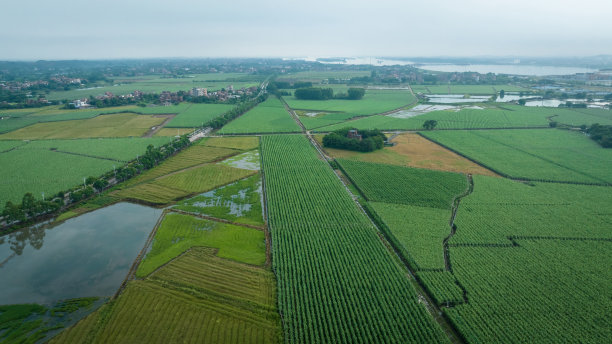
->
[
  {"left": 113, "top": 208, "right": 169, "bottom": 299},
  {"left": 258, "top": 136, "right": 272, "bottom": 267},
  {"left": 142, "top": 114, "right": 176, "bottom": 138},
  {"left": 168, "top": 208, "right": 266, "bottom": 231},
  {"left": 50, "top": 149, "right": 126, "bottom": 162}
]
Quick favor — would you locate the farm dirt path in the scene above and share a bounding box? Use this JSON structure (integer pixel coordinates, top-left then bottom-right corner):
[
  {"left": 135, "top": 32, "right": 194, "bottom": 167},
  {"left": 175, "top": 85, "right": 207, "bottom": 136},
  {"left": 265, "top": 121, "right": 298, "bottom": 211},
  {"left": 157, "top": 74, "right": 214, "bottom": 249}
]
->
[{"left": 142, "top": 114, "right": 175, "bottom": 138}]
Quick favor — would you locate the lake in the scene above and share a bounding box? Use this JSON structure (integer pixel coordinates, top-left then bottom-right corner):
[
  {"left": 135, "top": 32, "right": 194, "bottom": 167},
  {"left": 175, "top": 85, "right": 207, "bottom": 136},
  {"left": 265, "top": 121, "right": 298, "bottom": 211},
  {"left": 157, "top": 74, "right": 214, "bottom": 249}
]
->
[
  {"left": 0, "top": 202, "right": 162, "bottom": 305},
  {"left": 418, "top": 64, "right": 596, "bottom": 76}
]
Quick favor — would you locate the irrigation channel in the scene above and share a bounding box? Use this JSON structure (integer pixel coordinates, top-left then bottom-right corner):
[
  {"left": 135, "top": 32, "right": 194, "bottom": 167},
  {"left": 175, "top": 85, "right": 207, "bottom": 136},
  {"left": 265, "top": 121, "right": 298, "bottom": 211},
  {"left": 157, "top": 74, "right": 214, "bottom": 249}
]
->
[{"left": 279, "top": 95, "right": 465, "bottom": 343}]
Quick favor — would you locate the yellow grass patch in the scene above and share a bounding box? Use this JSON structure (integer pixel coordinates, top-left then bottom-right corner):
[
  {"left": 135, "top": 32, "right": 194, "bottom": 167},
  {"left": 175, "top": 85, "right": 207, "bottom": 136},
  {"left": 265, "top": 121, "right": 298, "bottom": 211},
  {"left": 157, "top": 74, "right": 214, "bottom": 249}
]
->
[{"left": 0, "top": 113, "right": 165, "bottom": 139}]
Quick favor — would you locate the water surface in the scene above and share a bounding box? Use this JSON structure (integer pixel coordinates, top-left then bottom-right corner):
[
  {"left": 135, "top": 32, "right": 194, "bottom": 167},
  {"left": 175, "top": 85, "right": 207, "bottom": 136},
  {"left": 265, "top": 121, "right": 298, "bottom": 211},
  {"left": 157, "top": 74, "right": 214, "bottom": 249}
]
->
[{"left": 0, "top": 202, "right": 162, "bottom": 305}]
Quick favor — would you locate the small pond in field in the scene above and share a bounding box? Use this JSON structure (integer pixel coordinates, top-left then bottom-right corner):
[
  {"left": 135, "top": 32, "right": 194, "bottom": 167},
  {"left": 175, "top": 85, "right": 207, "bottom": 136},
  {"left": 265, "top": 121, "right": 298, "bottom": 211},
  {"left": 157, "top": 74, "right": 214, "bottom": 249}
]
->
[
  {"left": 219, "top": 150, "right": 260, "bottom": 170},
  {"left": 0, "top": 202, "right": 162, "bottom": 305},
  {"left": 426, "top": 94, "right": 492, "bottom": 103}
]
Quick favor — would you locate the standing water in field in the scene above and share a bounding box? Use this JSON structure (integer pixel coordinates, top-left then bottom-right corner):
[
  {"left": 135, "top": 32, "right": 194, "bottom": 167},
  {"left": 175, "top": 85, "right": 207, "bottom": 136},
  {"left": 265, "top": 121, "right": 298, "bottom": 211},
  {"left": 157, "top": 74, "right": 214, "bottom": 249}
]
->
[{"left": 0, "top": 202, "right": 162, "bottom": 305}]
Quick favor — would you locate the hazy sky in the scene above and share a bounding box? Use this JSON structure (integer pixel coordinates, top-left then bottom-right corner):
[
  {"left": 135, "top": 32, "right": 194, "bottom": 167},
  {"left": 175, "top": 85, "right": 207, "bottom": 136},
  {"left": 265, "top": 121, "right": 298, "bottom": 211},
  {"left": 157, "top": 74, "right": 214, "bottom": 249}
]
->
[{"left": 1, "top": 0, "right": 611, "bottom": 60}]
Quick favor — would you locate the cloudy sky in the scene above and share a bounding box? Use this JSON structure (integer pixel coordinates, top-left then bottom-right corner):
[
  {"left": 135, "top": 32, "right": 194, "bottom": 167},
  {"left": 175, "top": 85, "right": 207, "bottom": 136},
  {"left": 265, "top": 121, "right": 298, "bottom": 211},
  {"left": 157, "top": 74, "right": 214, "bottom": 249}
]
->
[{"left": 1, "top": 0, "right": 610, "bottom": 60}]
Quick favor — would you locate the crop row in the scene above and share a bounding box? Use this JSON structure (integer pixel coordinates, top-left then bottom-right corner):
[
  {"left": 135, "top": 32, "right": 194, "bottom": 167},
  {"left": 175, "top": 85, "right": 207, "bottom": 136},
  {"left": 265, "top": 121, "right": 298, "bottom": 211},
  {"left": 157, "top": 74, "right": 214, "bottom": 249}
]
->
[
  {"left": 337, "top": 159, "right": 467, "bottom": 209},
  {"left": 261, "top": 134, "right": 448, "bottom": 343}
]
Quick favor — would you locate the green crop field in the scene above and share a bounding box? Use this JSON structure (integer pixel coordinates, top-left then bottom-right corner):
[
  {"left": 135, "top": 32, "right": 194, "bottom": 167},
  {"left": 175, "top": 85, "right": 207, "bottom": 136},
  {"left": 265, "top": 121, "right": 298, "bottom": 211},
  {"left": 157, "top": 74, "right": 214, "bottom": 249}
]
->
[
  {"left": 137, "top": 213, "right": 265, "bottom": 276},
  {"left": 436, "top": 175, "right": 612, "bottom": 343},
  {"left": 338, "top": 160, "right": 467, "bottom": 270},
  {"left": 0, "top": 137, "right": 170, "bottom": 205},
  {"left": 338, "top": 159, "right": 468, "bottom": 208},
  {"left": 14, "top": 137, "right": 171, "bottom": 161},
  {"left": 422, "top": 129, "right": 612, "bottom": 184},
  {"left": 298, "top": 112, "right": 361, "bottom": 129},
  {"left": 116, "top": 164, "right": 255, "bottom": 204},
  {"left": 164, "top": 103, "right": 234, "bottom": 127},
  {"left": 261, "top": 134, "right": 448, "bottom": 343},
  {"left": 121, "top": 144, "right": 240, "bottom": 187},
  {"left": 369, "top": 202, "right": 451, "bottom": 269},
  {"left": 174, "top": 173, "right": 263, "bottom": 226},
  {"left": 220, "top": 97, "right": 300, "bottom": 134},
  {"left": 53, "top": 218, "right": 279, "bottom": 344},
  {"left": 284, "top": 89, "right": 416, "bottom": 116}
]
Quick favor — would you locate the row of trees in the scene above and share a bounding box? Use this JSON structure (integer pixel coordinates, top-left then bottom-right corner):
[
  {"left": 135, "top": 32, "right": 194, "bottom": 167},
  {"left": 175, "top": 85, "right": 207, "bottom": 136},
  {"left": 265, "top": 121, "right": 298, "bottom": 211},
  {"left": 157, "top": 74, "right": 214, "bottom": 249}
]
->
[
  {"left": 294, "top": 87, "right": 365, "bottom": 100},
  {"left": 323, "top": 128, "right": 386, "bottom": 152},
  {"left": 207, "top": 94, "right": 267, "bottom": 129},
  {"left": 1, "top": 135, "right": 192, "bottom": 228}
]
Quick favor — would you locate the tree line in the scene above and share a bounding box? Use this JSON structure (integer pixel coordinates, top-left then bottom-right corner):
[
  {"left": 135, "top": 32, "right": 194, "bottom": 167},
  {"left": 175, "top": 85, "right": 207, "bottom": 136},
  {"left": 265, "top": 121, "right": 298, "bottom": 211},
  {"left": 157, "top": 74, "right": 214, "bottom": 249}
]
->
[
  {"left": 1, "top": 135, "right": 191, "bottom": 229},
  {"left": 294, "top": 87, "right": 365, "bottom": 100},
  {"left": 323, "top": 128, "right": 386, "bottom": 152}
]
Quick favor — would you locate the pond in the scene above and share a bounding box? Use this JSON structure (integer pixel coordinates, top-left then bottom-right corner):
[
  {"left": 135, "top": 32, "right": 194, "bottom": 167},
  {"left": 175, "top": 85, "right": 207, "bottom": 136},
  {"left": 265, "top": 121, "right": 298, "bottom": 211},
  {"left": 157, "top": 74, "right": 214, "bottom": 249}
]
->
[
  {"left": 0, "top": 202, "right": 162, "bottom": 305},
  {"left": 426, "top": 94, "right": 491, "bottom": 103},
  {"left": 219, "top": 150, "right": 260, "bottom": 170}
]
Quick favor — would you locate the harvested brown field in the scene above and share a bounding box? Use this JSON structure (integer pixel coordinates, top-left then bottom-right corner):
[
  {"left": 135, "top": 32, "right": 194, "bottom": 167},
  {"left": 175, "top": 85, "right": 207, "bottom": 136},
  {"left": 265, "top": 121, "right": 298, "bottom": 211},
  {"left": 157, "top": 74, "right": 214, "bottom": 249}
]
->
[{"left": 320, "top": 133, "right": 497, "bottom": 176}]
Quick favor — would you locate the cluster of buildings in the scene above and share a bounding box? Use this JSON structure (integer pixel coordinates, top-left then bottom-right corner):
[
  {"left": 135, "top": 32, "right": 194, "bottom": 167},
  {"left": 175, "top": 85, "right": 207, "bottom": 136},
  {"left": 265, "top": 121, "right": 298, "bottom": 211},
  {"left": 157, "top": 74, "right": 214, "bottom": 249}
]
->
[{"left": 208, "top": 85, "right": 258, "bottom": 101}]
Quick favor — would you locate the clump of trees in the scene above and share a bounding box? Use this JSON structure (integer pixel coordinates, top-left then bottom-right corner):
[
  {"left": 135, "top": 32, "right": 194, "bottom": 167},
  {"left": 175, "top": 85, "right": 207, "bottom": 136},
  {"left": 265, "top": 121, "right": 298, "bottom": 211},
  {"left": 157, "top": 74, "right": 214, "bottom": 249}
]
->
[
  {"left": 294, "top": 87, "right": 365, "bottom": 100},
  {"left": 423, "top": 120, "right": 438, "bottom": 130},
  {"left": 585, "top": 123, "right": 612, "bottom": 148},
  {"left": 322, "top": 128, "right": 386, "bottom": 152}
]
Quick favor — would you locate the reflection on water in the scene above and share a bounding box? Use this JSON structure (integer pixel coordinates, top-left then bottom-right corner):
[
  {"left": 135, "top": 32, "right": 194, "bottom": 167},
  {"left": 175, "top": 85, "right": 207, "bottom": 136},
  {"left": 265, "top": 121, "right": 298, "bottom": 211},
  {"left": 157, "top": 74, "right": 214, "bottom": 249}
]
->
[{"left": 0, "top": 202, "right": 162, "bottom": 305}]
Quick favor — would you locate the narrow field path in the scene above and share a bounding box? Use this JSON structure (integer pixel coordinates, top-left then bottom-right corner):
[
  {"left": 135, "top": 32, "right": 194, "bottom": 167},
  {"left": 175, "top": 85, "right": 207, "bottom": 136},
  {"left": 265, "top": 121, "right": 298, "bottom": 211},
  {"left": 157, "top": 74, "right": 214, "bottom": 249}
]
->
[{"left": 142, "top": 114, "right": 175, "bottom": 137}]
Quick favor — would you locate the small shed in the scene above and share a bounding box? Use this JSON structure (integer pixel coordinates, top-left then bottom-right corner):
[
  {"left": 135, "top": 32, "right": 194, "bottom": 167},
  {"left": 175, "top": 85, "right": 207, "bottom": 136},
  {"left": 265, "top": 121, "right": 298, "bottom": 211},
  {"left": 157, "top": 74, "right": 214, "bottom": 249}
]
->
[{"left": 347, "top": 130, "right": 362, "bottom": 140}]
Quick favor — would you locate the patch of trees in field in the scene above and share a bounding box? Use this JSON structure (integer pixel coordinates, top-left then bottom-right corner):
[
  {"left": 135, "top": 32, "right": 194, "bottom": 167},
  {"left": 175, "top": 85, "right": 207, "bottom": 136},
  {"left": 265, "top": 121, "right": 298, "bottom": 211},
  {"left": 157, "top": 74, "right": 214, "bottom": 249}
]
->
[
  {"left": 323, "top": 128, "right": 386, "bottom": 152},
  {"left": 294, "top": 87, "right": 365, "bottom": 100},
  {"left": 585, "top": 123, "right": 612, "bottom": 148}
]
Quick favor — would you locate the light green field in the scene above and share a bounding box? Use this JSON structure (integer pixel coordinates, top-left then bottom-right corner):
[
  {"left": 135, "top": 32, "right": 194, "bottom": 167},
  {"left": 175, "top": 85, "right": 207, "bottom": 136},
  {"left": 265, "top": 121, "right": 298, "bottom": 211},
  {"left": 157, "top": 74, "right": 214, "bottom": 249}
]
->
[
  {"left": 0, "top": 113, "right": 165, "bottom": 139},
  {"left": 165, "top": 103, "right": 234, "bottom": 127},
  {"left": 137, "top": 213, "right": 265, "bottom": 276},
  {"left": 221, "top": 97, "right": 300, "bottom": 134},
  {"left": 422, "top": 129, "right": 612, "bottom": 184},
  {"left": 116, "top": 164, "right": 255, "bottom": 204},
  {"left": 122, "top": 145, "right": 240, "bottom": 187},
  {"left": 284, "top": 89, "right": 416, "bottom": 116},
  {"left": 0, "top": 137, "right": 171, "bottom": 205},
  {"left": 370, "top": 202, "right": 450, "bottom": 269}
]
